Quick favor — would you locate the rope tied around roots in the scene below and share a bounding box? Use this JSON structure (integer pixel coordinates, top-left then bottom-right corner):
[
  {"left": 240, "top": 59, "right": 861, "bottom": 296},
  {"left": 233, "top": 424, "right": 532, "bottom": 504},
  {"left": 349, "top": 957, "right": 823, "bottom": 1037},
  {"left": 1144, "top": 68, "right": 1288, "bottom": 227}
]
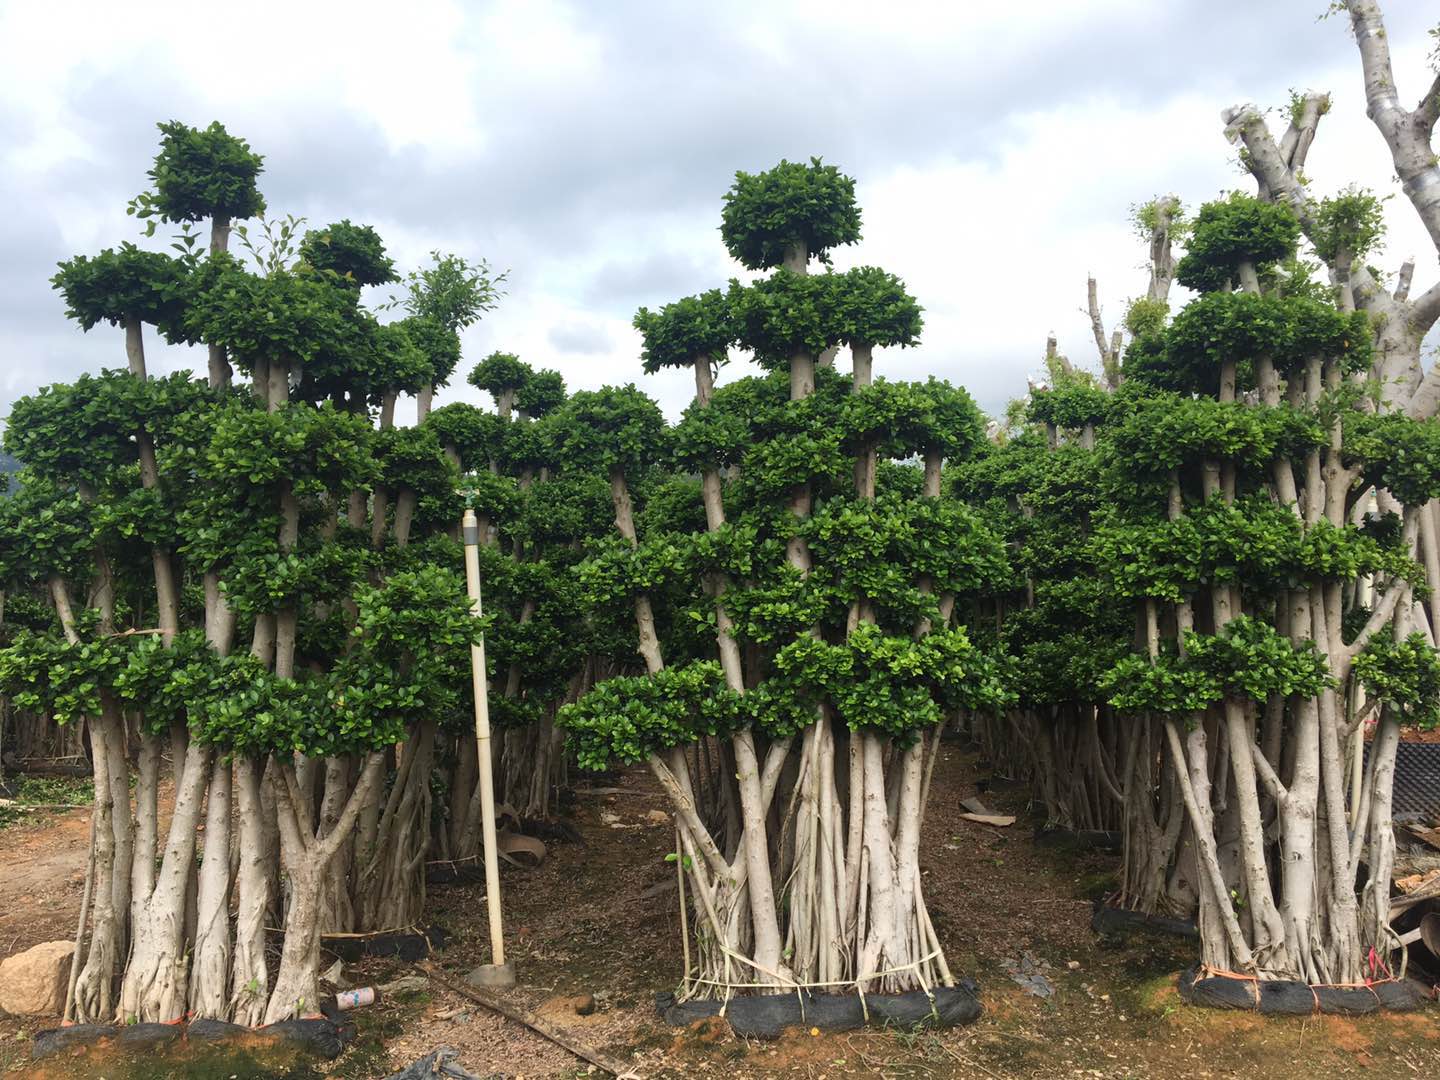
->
[
  {"left": 1196, "top": 963, "right": 1395, "bottom": 1013},
  {"left": 681, "top": 942, "right": 946, "bottom": 1025}
]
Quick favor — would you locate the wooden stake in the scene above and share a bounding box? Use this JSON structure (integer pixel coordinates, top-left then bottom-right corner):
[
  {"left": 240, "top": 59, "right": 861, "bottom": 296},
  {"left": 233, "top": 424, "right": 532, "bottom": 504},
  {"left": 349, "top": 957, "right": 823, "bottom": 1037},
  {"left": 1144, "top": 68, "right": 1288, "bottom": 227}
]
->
[{"left": 463, "top": 509, "right": 507, "bottom": 969}]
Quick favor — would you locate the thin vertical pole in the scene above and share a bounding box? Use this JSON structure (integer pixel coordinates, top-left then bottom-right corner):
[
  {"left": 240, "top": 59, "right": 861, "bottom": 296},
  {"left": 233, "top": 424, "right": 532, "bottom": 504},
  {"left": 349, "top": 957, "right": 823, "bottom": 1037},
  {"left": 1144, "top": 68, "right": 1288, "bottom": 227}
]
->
[{"left": 463, "top": 508, "right": 506, "bottom": 967}]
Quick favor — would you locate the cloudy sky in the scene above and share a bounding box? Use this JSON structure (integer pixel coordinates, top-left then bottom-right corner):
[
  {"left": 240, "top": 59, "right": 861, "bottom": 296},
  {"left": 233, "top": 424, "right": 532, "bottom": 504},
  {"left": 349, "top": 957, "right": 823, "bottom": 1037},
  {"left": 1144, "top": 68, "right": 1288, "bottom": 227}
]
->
[{"left": 1, "top": 0, "right": 1437, "bottom": 424}]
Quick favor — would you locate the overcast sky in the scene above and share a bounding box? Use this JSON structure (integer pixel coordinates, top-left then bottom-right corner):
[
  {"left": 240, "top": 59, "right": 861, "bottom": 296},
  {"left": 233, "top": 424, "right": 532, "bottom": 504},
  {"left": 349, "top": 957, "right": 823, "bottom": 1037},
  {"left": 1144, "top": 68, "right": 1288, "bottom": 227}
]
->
[{"left": 2, "top": 1, "right": 1437, "bottom": 425}]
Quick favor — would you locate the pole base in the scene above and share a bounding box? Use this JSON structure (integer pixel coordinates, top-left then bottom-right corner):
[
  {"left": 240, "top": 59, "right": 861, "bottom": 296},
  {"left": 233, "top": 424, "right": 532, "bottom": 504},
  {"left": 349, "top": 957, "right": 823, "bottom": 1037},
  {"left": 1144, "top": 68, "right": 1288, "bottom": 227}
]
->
[{"left": 464, "top": 962, "right": 517, "bottom": 988}]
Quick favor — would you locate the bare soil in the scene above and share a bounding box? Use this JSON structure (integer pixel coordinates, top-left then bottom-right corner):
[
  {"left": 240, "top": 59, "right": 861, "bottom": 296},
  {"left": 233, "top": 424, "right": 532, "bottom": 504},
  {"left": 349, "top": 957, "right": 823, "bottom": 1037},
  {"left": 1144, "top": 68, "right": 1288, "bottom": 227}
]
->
[
  {"left": 0, "top": 805, "right": 90, "bottom": 959},
  {"left": 1, "top": 741, "right": 1437, "bottom": 1079}
]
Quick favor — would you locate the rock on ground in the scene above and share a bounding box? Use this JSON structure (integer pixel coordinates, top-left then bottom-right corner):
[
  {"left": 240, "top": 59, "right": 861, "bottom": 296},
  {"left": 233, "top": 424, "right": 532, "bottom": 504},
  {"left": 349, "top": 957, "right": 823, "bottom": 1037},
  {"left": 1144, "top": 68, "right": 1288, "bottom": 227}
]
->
[{"left": 0, "top": 940, "right": 74, "bottom": 1016}]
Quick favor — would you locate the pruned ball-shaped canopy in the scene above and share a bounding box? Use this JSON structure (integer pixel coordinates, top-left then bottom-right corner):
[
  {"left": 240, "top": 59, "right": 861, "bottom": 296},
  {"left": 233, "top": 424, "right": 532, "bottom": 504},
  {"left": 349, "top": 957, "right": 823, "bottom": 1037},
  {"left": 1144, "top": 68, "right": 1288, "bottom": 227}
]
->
[
  {"left": 425, "top": 402, "right": 508, "bottom": 470},
  {"left": 912, "top": 378, "right": 986, "bottom": 461},
  {"left": 52, "top": 243, "right": 189, "bottom": 332},
  {"left": 838, "top": 378, "right": 985, "bottom": 463},
  {"left": 720, "top": 157, "right": 862, "bottom": 270},
  {"left": 634, "top": 289, "right": 734, "bottom": 373},
  {"left": 838, "top": 380, "right": 933, "bottom": 455},
  {"left": 401, "top": 315, "right": 463, "bottom": 388},
  {"left": 184, "top": 254, "right": 361, "bottom": 376},
  {"left": 4, "top": 370, "right": 206, "bottom": 484},
  {"left": 460, "top": 468, "right": 521, "bottom": 521},
  {"left": 1175, "top": 193, "right": 1300, "bottom": 293},
  {"left": 204, "top": 401, "right": 376, "bottom": 492},
  {"left": 299, "top": 220, "right": 397, "bottom": 288},
  {"left": 1344, "top": 413, "right": 1440, "bottom": 508},
  {"left": 327, "top": 317, "right": 431, "bottom": 404},
  {"left": 1120, "top": 332, "right": 1182, "bottom": 393},
  {"left": 147, "top": 120, "right": 265, "bottom": 224},
  {"left": 0, "top": 483, "right": 94, "bottom": 593},
  {"left": 516, "top": 368, "right": 566, "bottom": 418},
  {"left": 830, "top": 266, "right": 923, "bottom": 349},
  {"left": 1109, "top": 395, "right": 1324, "bottom": 476},
  {"left": 730, "top": 271, "right": 840, "bottom": 368},
  {"left": 1027, "top": 385, "right": 1111, "bottom": 431},
  {"left": 468, "top": 351, "right": 531, "bottom": 396},
  {"left": 1283, "top": 298, "right": 1371, "bottom": 374},
  {"left": 502, "top": 413, "right": 561, "bottom": 471},
  {"left": 558, "top": 661, "right": 738, "bottom": 770},
  {"left": 1312, "top": 188, "right": 1387, "bottom": 266},
  {"left": 549, "top": 384, "right": 667, "bottom": 477},
  {"left": 375, "top": 426, "right": 454, "bottom": 495},
  {"left": 292, "top": 308, "right": 381, "bottom": 405},
  {"left": 1164, "top": 291, "right": 1291, "bottom": 389},
  {"left": 1353, "top": 628, "right": 1440, "bottom": 728},
  {"left": 670, "top": 397, "right": 752, "bottom": 472}
]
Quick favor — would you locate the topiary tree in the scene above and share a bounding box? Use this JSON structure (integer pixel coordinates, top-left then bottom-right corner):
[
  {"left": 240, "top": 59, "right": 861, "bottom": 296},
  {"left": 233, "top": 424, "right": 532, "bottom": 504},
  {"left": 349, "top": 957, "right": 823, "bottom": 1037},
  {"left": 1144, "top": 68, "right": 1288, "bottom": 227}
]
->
[
  {"left": 131, "top": 120, "right": 265, "bottom": 389},
  {"left": 298, "top": 219, "right": 398, "bottom": 287},
  {"left": 1081, "top": 184, "right": 1438, "bottom": 984},
  {"left": 563, "top": 160, "right": 1010, "bottom": 1004},
  {"left": 721, "top": 156, "right": 862, "bottom": 273},
  {"left": 4, "top": 119, "right": 522, "bottom": 1030},
  {"left": 388, "top": 252, "right": 506, "bottom": 422},
  {"left": 514, "top": 367, "right": 566, "bottom": 419},
  {"left": 468, "top": 350, "right": 531, "bottom": 420},
  {"left": 1174, "top": 192, "right": 1301, "bottom": 294}
]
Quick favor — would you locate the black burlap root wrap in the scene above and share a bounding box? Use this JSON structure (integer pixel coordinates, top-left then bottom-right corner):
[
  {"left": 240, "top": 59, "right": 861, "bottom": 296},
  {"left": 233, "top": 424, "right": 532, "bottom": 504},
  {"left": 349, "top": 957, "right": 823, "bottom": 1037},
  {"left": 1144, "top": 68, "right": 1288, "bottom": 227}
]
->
[
  {"left": 326, "top": 924, "right": 450, "bottom": 962},
  {"left": 32, "top": 1015, "right": 353, "bottom": 1061},
  {"left": 1178, "top": 967, "right": 1425, "bottom": 1015},
  {"left": 657, "top": 981, "right": 983, "bottom": 1039},
  {"left": 1091, "top": 903, "right": 1200, "bottom": 941}
]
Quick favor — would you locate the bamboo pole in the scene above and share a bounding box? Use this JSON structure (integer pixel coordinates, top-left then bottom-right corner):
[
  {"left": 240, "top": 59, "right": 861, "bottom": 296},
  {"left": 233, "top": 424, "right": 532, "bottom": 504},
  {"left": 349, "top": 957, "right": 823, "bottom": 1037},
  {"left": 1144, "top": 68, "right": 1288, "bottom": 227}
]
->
[{"left": 462, "top": 508, "right": 514, "bottom": 985}]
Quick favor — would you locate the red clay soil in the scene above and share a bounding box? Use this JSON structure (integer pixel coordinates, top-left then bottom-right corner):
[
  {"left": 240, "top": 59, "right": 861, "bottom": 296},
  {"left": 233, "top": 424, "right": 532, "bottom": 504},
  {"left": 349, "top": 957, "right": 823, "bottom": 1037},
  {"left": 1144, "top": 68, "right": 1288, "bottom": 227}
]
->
[
  {"left": 2, "top": 743, "right": 1438, "bottom": 1079},
  {"left": 0, "top": 805, "right": 90, "bottom": 960}
]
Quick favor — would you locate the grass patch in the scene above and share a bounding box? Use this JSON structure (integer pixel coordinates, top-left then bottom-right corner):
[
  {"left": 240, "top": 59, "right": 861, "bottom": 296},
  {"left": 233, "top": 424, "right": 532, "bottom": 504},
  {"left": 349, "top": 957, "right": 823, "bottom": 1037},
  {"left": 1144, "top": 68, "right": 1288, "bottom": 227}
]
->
[{"left": 0, "top": 775, "right": 93, "bottom": 827}]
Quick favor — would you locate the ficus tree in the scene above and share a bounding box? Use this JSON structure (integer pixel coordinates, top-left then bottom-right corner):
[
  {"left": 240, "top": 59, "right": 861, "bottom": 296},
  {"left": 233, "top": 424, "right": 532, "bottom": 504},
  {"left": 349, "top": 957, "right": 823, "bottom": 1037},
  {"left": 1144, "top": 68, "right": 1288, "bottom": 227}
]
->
[
  {"left": 1084, "top": 188, "right": 1440, "bottom": 983},
  {"left": 560, "top": 159, "right": 1011, "bottom": 1001},
  {"left": 0, "top": 119, "right": 522, "bottom": 1029}
]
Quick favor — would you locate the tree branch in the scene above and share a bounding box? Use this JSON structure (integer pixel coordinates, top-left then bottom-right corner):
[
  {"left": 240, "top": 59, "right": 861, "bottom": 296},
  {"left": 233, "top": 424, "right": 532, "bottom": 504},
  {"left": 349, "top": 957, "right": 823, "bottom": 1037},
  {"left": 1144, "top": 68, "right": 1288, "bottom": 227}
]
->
[
  {"left": 1087, "top": 276, "right": 1109, "bottom": 365},
  {"left": 648, "top": 752, "right": 730, "bottom": 884},
  {"left": 1223, "top": 104, "right": 1321, "bottom": 231},
  {"left": 1348, "top": 1, "right": 1402, "bottom": 122},
  {"left": 1279, "top": 91, "right": 1328, "bottom": 173},
  {"left": 316, "top": 752, "right": 384, "bottom": 861},
  {"left": 1147, "top": 194, "right": 1180, "bottom": 301},
  {"left": 1347, "top": 0, "right": 1440, "bottom": 254},
  {"left": 1404, "top": 311, "right": 1440, "bottom": 418},
  {"left": 1346, "top": 511, "right": 1420, "bottom": 663},
  {"left": 1412, "top": 278, "right": 1440, "bottom": 334},
  {"left": 1250, "top": 737, "right": 1288, "bottom": 803},
  {"left": 1394, "top": 257, "right": 1415, "bottom": 301},
  {"left": 1224, "top": 98, "right": 1412, "bottom": 382},
  {"left": 270, "top": 762, "right": 311, "bottom": 857},
  {"left": 276, "top": 757, "right": 316, "bottom": 847},
  {"left": 1417, "top": 69, "right": 1440, "bottom": 135}
]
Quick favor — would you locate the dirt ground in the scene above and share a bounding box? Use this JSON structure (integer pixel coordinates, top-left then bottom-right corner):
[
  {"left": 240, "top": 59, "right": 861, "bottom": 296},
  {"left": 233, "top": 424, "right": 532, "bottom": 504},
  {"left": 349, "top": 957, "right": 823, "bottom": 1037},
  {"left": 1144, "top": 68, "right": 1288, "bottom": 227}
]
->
[{"left": 1, "top": 742, "right": 1437, "bottom": 1079}]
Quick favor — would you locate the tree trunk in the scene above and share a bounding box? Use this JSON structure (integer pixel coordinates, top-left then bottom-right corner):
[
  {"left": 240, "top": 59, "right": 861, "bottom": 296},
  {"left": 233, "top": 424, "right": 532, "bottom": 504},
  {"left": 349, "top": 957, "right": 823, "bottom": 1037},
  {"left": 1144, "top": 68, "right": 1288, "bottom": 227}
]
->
[
  {"left": 119, "top": 737, "right": 213, "bottom": 1022},
  {"left": 71, "top": 713, "right": 119, "bottom": 1022},
  {"left": 230, "top": 755, "right": 271, "bottom": 1025},
  {"left": 189, "top": 755, "right": 233, "bottom": 1017},
  {"left": 265, "top": 753, "right": 383, "bottom": 1023}
]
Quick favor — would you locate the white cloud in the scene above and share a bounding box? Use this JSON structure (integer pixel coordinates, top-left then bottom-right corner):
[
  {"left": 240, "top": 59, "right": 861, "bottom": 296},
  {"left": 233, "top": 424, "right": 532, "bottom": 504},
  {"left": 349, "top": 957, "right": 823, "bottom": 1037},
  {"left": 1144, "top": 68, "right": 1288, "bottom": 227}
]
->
[{"left": 2, "top": 0, "right": 1438, "bottom": 426}]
